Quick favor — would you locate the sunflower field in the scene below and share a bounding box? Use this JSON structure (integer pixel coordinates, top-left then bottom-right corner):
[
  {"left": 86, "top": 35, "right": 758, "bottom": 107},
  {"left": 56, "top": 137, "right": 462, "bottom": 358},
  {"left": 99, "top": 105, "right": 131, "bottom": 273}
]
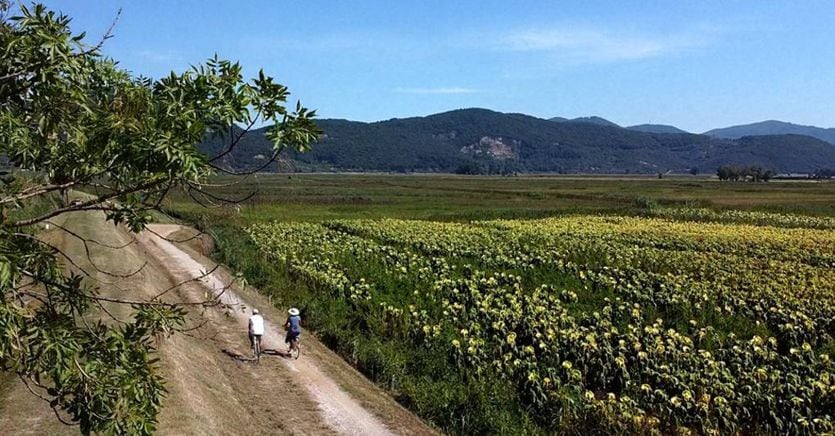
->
[{"left": 246, "top": 213, "right": 835, "bottom": 435}]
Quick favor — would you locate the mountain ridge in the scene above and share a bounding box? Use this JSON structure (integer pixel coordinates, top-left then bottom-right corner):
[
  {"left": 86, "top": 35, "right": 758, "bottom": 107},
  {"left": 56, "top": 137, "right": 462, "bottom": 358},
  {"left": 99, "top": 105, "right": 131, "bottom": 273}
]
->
[
  {"left": 549, "top": 115, "right": 620, "bottom": 127},
  {"left": 199, "top": 108, "right": 835, "bottom": 174},
  {"left": 705, "top": 120, "right": 835, "bottom": 144},
  {"left": 627, "top": 124, "right": 690, "bottom": 134}
]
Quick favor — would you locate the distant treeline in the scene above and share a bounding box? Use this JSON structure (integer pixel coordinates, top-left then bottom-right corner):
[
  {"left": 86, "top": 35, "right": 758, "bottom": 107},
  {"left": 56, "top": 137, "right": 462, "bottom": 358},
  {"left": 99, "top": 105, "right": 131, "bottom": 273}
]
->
[
  {"left": 813, "top": 168, "right": 835, "bottom": 179},
  {"left": 454, "top": 160, "right": 519, "bottom": 176},
  {"left": 717, "top": 165, "right": 835, "bottom": 181},
  {"left": 716, "top": 165, "right": 777, "bottom": 182}
]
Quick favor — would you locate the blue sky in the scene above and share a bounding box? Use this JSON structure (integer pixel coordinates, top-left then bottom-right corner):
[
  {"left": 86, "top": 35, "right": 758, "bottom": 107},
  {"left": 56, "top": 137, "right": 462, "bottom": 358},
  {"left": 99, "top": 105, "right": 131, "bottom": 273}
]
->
[{"left": 38, "top": 1, "right": 835, "bottom": 132}]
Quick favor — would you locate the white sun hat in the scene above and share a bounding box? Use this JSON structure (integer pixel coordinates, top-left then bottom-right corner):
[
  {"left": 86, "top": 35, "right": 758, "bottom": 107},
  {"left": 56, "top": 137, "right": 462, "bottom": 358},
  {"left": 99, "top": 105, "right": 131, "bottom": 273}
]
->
[
  {"left": 288, "top": 308, "right": 300, "bottom": 316},
  {"left": 252, "top": 308, "right": 259, "bottom": 314}
]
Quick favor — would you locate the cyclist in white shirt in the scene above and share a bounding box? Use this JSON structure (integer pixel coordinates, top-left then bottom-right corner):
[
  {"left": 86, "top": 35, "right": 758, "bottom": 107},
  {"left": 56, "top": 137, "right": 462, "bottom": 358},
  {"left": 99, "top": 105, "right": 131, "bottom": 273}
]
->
[{"left": 248, "top": 308, "right": 265, "bottom": 351}]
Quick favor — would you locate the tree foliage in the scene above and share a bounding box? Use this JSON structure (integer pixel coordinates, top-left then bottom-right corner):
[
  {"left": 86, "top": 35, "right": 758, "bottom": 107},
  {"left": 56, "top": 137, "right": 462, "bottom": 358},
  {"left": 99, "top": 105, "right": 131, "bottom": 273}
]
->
[
  {"left": 813, "top": 168, "right": 834, "bottom": 180},
  {"left": 0, "top": 3, "right": 318, "bottom": 433},
  {"left": 716, "top": 165, "right": 777, "bottom": 182}
]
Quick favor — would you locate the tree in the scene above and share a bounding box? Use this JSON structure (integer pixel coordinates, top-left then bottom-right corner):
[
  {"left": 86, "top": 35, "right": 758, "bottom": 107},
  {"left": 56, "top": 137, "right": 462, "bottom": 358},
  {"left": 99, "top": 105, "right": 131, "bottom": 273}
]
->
[
  {"left": 0, "top": 4, "right": 318, "bottom": 434},
  {"left": 813, "top": 168, "right": 834, "bottom": 179},
  {"left": 455, "top": 161, "right": 485, "bottom": 175},
  {"left": 717, "top": 165, "right": 775, "bottom": 182}
]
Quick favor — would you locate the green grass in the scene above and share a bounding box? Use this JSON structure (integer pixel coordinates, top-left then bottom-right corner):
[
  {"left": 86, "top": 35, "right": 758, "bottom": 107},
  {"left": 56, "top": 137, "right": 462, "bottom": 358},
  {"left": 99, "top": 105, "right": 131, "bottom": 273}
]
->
[
  {"left": 166, "top": 174, "right": 835, "bottom": 225},
  {"left": 6, "top": 193, "right": 60, "bottom": 224}
]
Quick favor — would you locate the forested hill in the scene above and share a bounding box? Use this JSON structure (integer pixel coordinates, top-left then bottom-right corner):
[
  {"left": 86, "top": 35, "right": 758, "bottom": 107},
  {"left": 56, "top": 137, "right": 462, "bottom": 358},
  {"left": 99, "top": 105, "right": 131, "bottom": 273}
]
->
[
  {"left": 627, "top": 124, "right": 690, "bottom": 134},
  {"left": 705, "top": 120, "right": 835, "bottom": 145},
  {"left": 199, "top": 108, "right": 835, "bottom": 174}
]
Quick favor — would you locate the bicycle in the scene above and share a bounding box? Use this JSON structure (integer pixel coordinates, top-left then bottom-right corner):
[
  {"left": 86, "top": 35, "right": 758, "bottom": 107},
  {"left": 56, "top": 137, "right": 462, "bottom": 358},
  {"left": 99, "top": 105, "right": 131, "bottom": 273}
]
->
[
  {"left": 288, "top": 336, "right": 301, "bottom": 360},
  {"left": 252, "top": 334, "right": 262, "bottom": 363}
]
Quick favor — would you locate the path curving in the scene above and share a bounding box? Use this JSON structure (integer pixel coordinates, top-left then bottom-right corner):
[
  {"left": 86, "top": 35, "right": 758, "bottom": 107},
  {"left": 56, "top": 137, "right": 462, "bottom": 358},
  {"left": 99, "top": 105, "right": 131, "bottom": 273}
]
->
[{"left": 141, "top": 225, "right": 394, "bottom": 436}]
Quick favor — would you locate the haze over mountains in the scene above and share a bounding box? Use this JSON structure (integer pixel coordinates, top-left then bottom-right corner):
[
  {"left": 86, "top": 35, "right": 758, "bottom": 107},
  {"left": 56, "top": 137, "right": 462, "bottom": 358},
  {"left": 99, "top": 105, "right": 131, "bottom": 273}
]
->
[{"left": 200, "top": 108, "right": 835, "bottom": 174}]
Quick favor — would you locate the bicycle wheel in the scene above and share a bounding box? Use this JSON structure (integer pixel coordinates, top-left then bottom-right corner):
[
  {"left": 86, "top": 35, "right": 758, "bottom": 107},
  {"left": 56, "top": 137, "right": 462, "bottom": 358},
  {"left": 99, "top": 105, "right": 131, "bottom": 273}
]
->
[{"left": 291, "top": 339, "right": 300, "bottom": 360}]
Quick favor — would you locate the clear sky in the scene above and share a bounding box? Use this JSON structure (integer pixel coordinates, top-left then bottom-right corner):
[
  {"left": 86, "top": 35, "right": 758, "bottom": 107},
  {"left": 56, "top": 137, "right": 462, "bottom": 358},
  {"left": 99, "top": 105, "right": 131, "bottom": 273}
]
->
[{"left": 36, "top": 1, "right": 835, "bottom": 132}]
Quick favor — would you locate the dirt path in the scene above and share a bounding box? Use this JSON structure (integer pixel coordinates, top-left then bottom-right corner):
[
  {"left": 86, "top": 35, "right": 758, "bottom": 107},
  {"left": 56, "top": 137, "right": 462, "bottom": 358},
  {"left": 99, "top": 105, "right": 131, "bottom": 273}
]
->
[
  {"left": 0, "top": 213, "right": 435, "bottom": 435},
  {"left": 141, "top": 225, "right": 402, "bottom": 436}
]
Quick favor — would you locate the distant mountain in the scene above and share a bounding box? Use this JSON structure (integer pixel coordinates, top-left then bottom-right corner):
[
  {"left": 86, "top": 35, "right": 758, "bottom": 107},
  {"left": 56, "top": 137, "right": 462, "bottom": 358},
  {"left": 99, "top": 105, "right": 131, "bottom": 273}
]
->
[
  {"left": 699, "top": 134, "right": 835, "bottom": 171},
  {"left": 705, "top": 120, "right": 835, "bottom": 145},
  {"left": 627, "top": 124, "right": 689, "bottom": 134},
  {"left": 199, "top": 108, "right": 835, "bottom": 174},
  {"left": 550, "top": 116, "right": 620, "bottom": 128}
]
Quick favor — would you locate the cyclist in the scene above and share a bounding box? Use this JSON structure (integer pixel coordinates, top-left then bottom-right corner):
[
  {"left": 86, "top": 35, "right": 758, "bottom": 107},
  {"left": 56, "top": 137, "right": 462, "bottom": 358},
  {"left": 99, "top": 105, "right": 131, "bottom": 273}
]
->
[
  {"left": 284, "top": 308, "right": 302, "bottom": 351},
  {"left": 248, "top": 308, "right": 264, "bottom": 352}
]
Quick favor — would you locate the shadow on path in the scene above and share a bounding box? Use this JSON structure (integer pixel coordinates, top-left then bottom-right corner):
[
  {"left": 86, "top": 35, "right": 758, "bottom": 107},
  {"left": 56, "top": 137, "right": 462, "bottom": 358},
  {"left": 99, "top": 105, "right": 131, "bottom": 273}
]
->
[{"left": 222, "top": 348, "right": 292, "bottom": 362}]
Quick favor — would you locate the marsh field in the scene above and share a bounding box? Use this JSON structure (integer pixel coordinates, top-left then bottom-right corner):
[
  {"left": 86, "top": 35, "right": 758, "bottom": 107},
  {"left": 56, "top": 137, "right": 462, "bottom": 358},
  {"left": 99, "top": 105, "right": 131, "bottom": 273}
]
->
[
  {"left": 167, "top": 174, "right": 835, "bottom": 435},
  {"left": 171, "top": 173, "right": 835, "bottom": 223}
]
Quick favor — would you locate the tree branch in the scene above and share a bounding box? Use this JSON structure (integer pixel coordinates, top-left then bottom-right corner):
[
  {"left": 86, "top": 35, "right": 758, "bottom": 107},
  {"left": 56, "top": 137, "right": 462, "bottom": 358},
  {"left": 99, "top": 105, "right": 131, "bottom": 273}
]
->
[
  {"left": 14, "top": 231, "right": 147, "bottom": 282},
  {"left": 18, "top": 276, "right": 230, "bottom": 308},
  {"left": 207, "top": 114, "right": 259, "bottom": 164},
  {"left": 140, "top": 224, "right": 206, "bottom": 245},
  {"left": 10, "top": 178, "right": 168, "bottom": 228},
  {"left": 17, "top": 375, "right": 78, "bottom": 427},
  {"left": 207, "top": 148, "right": 284, "bottom": 176},
  {"left": 71, "top": 8, "right": 121, "bottom": 58},
  {"left": 185, "top": 180, "right": 256, "bottom": 205},
  {"left": 44, "top": 220, "right": 137, "bottom": 250},
  {"left": 0, "top": 180, "right": 77, "bottom": 206},
  {"left": 149, "top": 264, "right": 220, "bottom": 301}
]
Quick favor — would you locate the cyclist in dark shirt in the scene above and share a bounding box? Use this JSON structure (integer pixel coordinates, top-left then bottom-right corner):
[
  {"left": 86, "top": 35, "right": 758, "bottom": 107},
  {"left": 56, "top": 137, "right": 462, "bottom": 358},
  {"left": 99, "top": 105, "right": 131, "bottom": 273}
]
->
[{"left": 284, "top": 307, "right": 302, "bottom": 351}]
